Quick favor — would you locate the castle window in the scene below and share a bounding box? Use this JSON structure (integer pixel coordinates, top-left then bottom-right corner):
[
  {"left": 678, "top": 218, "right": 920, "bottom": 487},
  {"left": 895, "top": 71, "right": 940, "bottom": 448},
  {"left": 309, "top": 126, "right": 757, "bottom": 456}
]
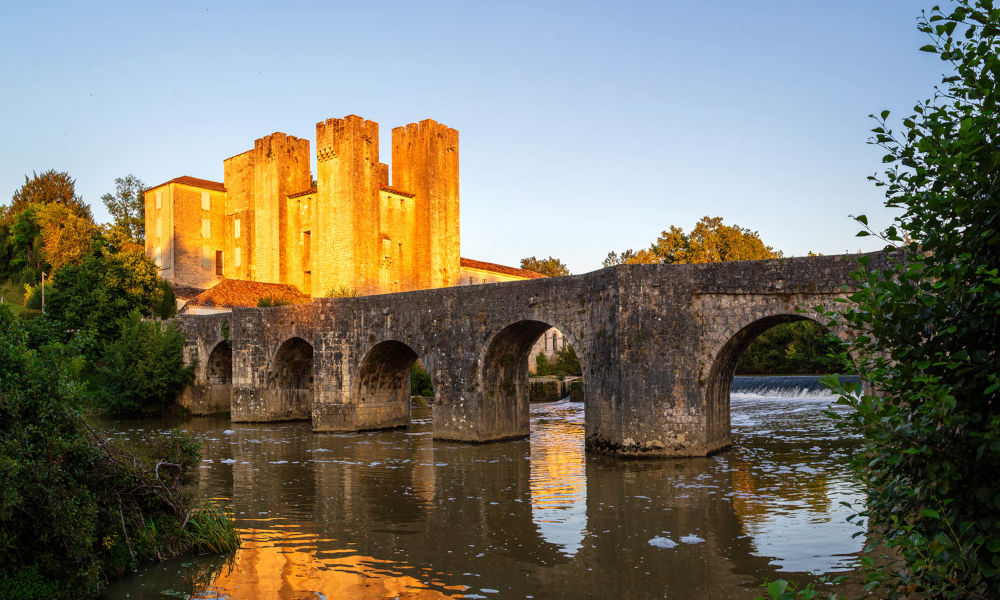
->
[
  {"left": 202, "top": 218, "right": 210, "bottom": 239},
  {"left": 202, "top": 246, "right": 212, "bottom": 269},
  {"left": 154, "top": 247, "right": 162, "bottom": 267},
  {"left": 234, "top": 218, "right": 241, "bottom": 239},
  {"left": 201, "top": 191, "right": 210, "bottom": 211},
  {"left": 234, "top": 246, "right": 241, "bottom": 267},
  {"left": 215, "top": 251, "right": 224, "bottom": 276},
  {"left": 155, "top": 190, "right": 162, "bottom": 209}
]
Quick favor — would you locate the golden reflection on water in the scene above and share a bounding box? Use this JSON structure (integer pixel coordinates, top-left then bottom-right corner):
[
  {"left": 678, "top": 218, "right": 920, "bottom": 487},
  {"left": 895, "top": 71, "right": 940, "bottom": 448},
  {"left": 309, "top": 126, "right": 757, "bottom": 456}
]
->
[
  {"left": 529, "top": 403, "right": 587, "bottom": 554},
  {"left": 195, "top": 524, "right": 463, "bottom": 600},
  {"left": 530, "top": 416, "right": 585, "bottom": 510},
  {"left": 101, "top": 395, "right": 866, "bottom": 598}
]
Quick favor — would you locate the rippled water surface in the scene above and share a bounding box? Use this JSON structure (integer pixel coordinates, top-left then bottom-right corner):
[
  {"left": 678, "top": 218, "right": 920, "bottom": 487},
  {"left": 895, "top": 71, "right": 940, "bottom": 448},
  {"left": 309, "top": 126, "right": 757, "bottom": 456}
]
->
[{"left": 103, "top": 388, "right": 862, "bottom": 599}]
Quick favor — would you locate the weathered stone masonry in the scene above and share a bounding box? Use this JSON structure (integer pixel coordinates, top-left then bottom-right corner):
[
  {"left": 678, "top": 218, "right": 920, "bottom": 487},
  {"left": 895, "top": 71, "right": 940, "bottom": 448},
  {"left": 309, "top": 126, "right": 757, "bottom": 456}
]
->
[{"left": 175, "top": 252, "right": 883, "bottom": 457}]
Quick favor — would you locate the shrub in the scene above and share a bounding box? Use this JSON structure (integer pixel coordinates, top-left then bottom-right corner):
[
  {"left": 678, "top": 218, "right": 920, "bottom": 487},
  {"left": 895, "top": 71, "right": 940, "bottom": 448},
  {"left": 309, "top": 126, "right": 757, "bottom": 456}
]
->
[
  {"left": 0, "top": 305, "right": 238, "bottom": 599},
  {"left": 815, "top": 2, "right": 1000, "bottom": 597},
  {"left": 22, "top": 282, "right": 42, "bottom": 310},
  {"left": 258, "top": 294, "right": 292, "bottom": 307},
  {"left": 97, "top": 310, "right": 194, "bottom": 416},
  {"left": 155, "top": 278, "right": 177, "bottom": 319},
  {"left": 325, "top": 285, "right": 360, "bottom": 298}
]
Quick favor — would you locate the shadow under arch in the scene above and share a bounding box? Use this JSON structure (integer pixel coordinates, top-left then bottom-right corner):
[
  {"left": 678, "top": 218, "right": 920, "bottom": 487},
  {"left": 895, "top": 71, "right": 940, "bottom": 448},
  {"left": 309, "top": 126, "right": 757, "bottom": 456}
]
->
[
  {"left": 266, "top": 336, "right": 314, "bottom": 421},
  {"left": 480, "top": 319, "right": 588, "bottom": 442},
  {"left": 205, "top": 340, "right": 233, "bottom": 411},
  {"left": 354, "top": 340, "right": 424, "bottom": 431},
  {"left": 705, "top": 313, "right": 840, "bottom": 452}
]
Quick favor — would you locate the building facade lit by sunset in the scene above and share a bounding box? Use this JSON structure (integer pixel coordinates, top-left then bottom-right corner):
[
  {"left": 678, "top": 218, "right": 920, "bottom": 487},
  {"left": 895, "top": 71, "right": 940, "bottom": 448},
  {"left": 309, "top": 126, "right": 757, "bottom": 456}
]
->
[{"left": 144, "top": 114, "right": 543, "bottom": 300}]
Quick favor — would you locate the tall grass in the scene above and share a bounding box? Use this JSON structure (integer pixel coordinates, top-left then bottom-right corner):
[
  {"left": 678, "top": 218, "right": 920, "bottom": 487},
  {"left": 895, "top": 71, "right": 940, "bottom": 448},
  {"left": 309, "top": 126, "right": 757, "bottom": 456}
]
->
[{"left": 186, "top": 502, "right": 241, "bottom": 554}]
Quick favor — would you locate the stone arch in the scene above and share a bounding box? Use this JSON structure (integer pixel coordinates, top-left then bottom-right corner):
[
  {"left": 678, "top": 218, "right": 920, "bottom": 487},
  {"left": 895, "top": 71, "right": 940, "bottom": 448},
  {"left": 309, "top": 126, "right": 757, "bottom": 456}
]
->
[
  {"left": 480, "top": 319, "right": 589, "bottom": 441},
  {"left": 354, "top": 340, "right": 423, "bottom": 430},
  {"left": 704, "top": 313, "right": 835, "bottom": 452},
  {"left": 207, "top": 341, "right": 232, "bottom": 384},
  {"left": 266, "top": 336, "right": 314, "bottom": 420},
  {"left": 203, "top": 341, "right": 233, "bottom": 412}
]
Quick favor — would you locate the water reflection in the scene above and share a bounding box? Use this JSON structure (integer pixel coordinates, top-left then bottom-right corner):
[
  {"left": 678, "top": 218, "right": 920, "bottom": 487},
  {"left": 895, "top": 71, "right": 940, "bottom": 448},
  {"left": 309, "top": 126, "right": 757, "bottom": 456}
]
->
[
  {"left": 103, "top": 391, "right": 862, "bottom": 599},
  {"left": 529, "top": 402, "right": 587, "bottom": 556}
]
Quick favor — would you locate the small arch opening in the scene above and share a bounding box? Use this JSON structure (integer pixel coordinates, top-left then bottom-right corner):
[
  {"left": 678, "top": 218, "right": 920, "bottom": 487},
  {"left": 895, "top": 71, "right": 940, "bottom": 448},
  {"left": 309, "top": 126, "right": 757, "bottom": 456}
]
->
[
  {"left": 266, "top": 337, "right": 314, "bottom": 420},
  {"left": 207, "top": 341, "right": 232, "bottom": 385},
  {"left": 204, "top": 341, "right": 233, "bottom": 413}
]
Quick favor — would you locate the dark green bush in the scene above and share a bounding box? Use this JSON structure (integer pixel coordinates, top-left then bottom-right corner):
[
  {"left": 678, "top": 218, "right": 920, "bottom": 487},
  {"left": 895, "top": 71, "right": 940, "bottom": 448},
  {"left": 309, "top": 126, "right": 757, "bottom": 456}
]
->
[
  {"left": 0, "top": 305, "right": 238, "bottom": 599},
  {"left": 813, "top": 2, "right": 1000, "bottom": 597},
  {"left": 156, "top": 278, "right": 177, "bottom": 319},
  {"left": 97, "top": 310, "right": 194, "bottom": 416}
]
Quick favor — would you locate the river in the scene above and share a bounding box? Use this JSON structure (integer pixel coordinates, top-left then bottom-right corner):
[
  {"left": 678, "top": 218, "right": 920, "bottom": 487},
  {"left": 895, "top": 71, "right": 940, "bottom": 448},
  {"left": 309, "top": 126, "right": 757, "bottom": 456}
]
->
[{"left": 102, "top": 376, "right": 862, "bottom": 599}]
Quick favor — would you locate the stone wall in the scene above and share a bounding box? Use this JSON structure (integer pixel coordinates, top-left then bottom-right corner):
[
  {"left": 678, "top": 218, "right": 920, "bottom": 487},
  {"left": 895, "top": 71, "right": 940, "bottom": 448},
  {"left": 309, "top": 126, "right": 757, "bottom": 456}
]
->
[{"left": 174, "top": 312, "right": 231, "bottom": 414}]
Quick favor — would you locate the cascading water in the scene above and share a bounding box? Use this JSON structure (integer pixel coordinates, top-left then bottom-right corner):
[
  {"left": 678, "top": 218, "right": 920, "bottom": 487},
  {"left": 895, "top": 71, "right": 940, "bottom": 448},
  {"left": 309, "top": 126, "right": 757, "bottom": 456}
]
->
[{"left": 730, "top": 375, "right": 860, "bottom": 399}]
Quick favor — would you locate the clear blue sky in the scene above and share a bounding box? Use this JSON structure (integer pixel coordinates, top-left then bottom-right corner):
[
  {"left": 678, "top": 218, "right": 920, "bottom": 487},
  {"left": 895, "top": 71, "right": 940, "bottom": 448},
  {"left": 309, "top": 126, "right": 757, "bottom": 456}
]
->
[{"left": 0, "top": 1, "right": 942, "bottom": 274}]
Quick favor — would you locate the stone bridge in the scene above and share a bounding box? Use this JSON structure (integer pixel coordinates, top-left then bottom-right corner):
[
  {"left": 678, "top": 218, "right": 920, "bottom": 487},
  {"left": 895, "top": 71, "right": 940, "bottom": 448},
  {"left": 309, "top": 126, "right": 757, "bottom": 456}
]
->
[{"left": 176, "top": 252, "right": 881, "bottom": 457}]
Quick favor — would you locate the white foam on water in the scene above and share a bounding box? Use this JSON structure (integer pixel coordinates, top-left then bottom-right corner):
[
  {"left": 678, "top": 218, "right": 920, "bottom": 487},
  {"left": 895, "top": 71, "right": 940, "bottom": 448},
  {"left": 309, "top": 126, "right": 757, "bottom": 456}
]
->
[{"left": 648, "top": 536, "right": 677, "bottom": 549}]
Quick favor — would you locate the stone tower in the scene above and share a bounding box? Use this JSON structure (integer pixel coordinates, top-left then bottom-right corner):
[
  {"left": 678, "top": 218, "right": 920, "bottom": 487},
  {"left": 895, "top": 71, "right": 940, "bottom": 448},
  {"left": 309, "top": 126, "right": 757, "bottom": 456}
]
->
[
  {"left": 222, "top": 132, "right": 310, "bottom": 285},
  {"left": 314, "top": 115, "right": 385, "bottom": 296},
  {"left": 392, "top": 119, "right": 460, "bottom": 289}
]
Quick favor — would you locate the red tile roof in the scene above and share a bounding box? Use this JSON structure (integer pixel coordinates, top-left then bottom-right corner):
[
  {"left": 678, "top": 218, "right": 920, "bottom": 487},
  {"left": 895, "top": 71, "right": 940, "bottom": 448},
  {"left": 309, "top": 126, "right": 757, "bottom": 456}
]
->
[
  {"left": 379, "top": 186, "right": 416, "bottom": 198},
  {"left": 148, "top": 175, "right": 226, "bottom": 193},
  {"left": 288, "top": 186, "right": 317, "bottom": 199},
  {"left": 185, "top": 279, "right": 311, "bottom": 308},
  {"left": 460, "top": 257, "right": 546, "bottom": 279}
]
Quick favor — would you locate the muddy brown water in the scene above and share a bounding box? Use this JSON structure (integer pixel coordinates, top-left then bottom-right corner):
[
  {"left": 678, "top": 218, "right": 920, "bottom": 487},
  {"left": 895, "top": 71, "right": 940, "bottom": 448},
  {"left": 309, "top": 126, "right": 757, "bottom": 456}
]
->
[{"left": 101, "top": 387, "right": 862, "bottom": 599}]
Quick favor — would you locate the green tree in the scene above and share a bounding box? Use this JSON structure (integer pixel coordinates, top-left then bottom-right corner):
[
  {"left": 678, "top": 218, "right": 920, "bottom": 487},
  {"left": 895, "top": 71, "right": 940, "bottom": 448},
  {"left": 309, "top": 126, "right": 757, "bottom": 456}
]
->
[
  {"left": 605, "top": 216, "right": 782, "bottom": 267},
  {"left": 2, "top": 206, "right": 44, "bottom": 280},
  {"left": 534, "top": 344, "right": 582, "bottom": 378},
  {"left": 97, "top": 310, "right": 194, "bottom": 416},
  {"left": 520, "top": 256, "right": 571, "bottom": 277},
  {"left": 35, "top": 203, "right": 98, "bottom": 275},
  {"left": 0, "top": 306, "right": 236, "bottom": 599},
  {"left": 45, "top": 231, "right": 164, "bottom": 355},
  {"left": 820, "top": 2, "right": 1000, "bottom": 597},
  {"left": 736, "top": 321, "right": 849, "bottom": 375},
  {"left": 101, "top": 174, "right": 146, "bottom": 245},
  {"left": 4, "top": 170, "right": 91, "bottom": 224}
]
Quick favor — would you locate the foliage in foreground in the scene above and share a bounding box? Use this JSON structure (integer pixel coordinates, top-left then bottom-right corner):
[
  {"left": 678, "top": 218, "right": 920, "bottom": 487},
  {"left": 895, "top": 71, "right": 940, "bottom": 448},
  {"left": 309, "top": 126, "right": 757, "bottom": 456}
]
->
[
  {"left": 97, "top": 310, "right": 194, "bottom": 416},
  {"left": 796, "top": 2, "right": 1000, "bottom": 598},
  {"left": 45, "top": 230, "right": 169, "bottom": 356},
  {"left": 0, "top": 306, "right": 238, "bottom": 599}
]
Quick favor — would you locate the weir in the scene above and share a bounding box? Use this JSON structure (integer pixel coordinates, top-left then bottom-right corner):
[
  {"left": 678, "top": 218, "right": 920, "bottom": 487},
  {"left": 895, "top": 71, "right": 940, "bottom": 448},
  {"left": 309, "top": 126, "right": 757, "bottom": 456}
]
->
[{"left": 174, "top": 252, "right": 884, "bottom": 457}]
